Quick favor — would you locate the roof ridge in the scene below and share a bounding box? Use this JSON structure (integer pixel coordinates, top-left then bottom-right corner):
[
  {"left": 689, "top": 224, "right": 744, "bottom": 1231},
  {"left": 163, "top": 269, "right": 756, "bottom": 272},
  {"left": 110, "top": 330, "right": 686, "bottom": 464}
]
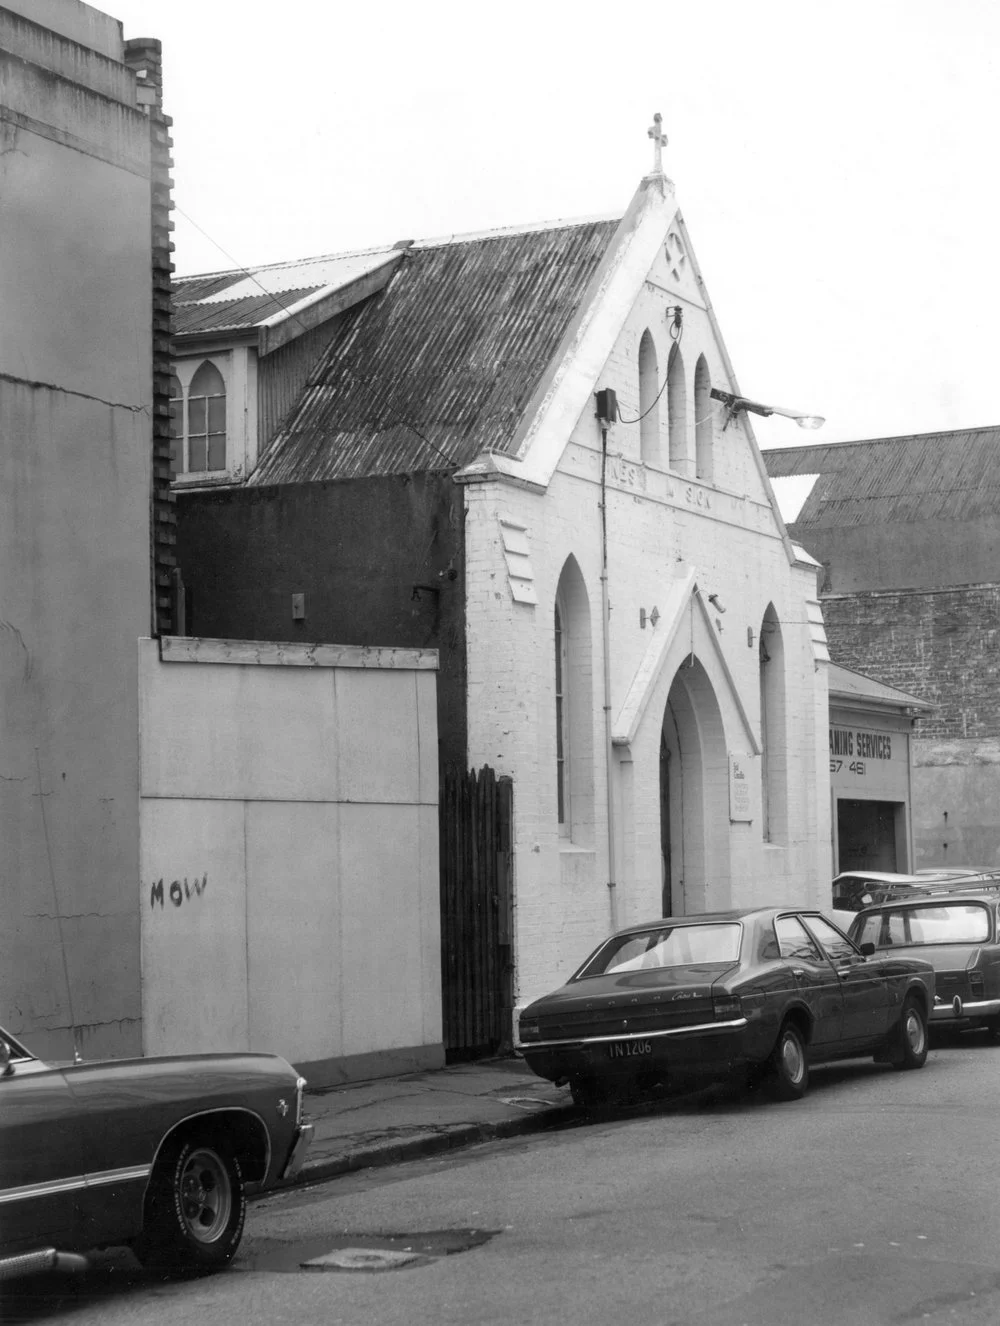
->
[
  {"left": 409, "top": 213, "right": 621, "bottom": 250},
  {"left": 763, "top": 422, "right": 1000, "bottom": 453},
  {"left": 175, "top": 215, "right": 621, "bottom": 285}
]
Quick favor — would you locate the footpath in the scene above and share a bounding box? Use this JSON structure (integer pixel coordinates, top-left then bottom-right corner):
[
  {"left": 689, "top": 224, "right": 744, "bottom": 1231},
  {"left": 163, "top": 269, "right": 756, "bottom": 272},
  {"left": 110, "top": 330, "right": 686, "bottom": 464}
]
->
[{"left": 284, "top": 1057, "right": 575, "bottom": 1189}]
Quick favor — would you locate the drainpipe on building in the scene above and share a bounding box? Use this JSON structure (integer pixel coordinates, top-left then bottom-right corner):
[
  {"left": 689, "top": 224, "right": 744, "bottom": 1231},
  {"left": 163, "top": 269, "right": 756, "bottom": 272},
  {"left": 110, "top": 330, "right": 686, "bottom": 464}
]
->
[{"left": 600, "top": 424, "right": 619, "bottom": 932}]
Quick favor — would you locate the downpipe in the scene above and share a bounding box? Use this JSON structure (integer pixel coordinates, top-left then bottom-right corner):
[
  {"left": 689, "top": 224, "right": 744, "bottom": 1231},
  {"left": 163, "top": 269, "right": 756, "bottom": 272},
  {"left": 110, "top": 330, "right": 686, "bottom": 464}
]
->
[{"left": 600, "top": 424, "right": 618, "bottom": 933}]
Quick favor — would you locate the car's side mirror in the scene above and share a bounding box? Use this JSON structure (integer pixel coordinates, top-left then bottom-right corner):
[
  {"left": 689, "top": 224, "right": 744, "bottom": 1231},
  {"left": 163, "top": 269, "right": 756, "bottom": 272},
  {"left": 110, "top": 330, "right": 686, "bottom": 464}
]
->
[{"left": 860, "top": 941, "right": 876, "bottom": 957}]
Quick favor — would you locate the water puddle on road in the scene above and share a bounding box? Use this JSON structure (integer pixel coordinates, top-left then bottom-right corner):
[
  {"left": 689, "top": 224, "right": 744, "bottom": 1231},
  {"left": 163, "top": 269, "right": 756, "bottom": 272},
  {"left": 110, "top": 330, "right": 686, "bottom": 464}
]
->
[{"left": 242, "top": 1228, "right": 500, "bottom": 1273}]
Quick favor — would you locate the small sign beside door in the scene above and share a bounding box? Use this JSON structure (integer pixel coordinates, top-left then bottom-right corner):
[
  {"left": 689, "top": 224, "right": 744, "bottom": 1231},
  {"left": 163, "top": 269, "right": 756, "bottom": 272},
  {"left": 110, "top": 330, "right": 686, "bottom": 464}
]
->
[{"left": 729, "top": 753, "right": 753, "bottom": 822}]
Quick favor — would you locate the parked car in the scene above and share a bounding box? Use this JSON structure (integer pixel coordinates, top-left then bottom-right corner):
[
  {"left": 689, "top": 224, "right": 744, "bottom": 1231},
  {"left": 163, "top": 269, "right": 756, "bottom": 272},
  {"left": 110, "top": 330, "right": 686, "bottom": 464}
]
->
[
  {"left": 847, "top": 889, "right": 1000, "bottom": 1037},
  {"left": 0, "top": 1024, "right": 313, "bottom": 1281},
  {"left": 517, "top": 908, "right": 935, "bottom": 1108},
  {"left": 831, "top": 871, "right": 934, "bottom": 915}
]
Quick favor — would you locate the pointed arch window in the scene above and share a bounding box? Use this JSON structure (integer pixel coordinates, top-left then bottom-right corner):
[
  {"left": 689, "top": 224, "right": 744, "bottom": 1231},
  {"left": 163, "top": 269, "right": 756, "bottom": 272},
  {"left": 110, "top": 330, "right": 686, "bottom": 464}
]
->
[
  {"left": 694, "top": 356, "right": 713, "bottom": 482},
  {"left": 759, "top": 605, "right": 788, "bottom": 843},
  {"left": 554, "top": 558, "right": 594, "bottom": 844},
  {"left": 638, "top": 329, "right": 661, "bottom": 465},
  {"left": 555, "top": 602, "right": 567, "bottom": 825},
  {"left": 667, "top": 344, "right": 686, "bottom": 470},
  {"left": 170, "top": 359, "right": 228, "bottom": 476}
]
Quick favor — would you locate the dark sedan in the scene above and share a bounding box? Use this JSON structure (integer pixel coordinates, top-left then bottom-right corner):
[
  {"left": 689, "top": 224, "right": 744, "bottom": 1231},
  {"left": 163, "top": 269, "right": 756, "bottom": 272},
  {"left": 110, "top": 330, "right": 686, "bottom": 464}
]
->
[
  {"left": 0, "top": 1024, "right": 313, "bottom": 1281},
  {"left": 848, "top": 888, "right": 1000, "bottom": 1036},
  {"left": 518, "top": 908, "right": 935, "bottom": 1108}
]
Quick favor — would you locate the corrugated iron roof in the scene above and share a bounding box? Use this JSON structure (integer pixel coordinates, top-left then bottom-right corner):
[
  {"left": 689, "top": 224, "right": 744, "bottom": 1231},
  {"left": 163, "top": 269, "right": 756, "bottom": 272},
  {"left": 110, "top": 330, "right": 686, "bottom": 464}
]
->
[
  {"left": 173, "top": 248, "right": 399, "bottom": 338},
  {"left": 175, "top": 287, "right": 320, "bottom": 335},
  {"left": 828, "top": 662, "right": 934, "bottom": 711},
  {"left": 246, "top": 217, "right": 620, "bottom": 484},
  {"left": 762, "top": 427, "right": 1000, "bottom": 527}
]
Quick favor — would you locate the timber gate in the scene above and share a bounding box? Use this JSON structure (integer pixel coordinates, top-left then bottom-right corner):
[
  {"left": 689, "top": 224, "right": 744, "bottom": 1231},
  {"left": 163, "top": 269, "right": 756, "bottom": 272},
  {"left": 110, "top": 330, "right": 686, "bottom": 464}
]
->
[{"left": 439, "top": 765, "right": 514, "bottom": 1060}]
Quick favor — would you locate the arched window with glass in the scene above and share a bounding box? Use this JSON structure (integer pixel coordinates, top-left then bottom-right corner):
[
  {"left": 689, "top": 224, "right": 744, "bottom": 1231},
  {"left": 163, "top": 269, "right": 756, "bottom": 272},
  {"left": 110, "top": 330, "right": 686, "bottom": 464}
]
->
[
  {"left": 187, "top": 361, "right": 227, "bottom": 472},
  {"left": 169, "top": 359, "right": 228, "bottom": 476}
]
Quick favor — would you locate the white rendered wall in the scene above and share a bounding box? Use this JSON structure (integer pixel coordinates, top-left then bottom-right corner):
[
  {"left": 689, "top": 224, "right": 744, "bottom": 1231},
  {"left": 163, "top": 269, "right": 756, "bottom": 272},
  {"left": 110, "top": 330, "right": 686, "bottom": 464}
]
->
[{"left": 138, "top": 639, "right": 442, "bottom": 1083}]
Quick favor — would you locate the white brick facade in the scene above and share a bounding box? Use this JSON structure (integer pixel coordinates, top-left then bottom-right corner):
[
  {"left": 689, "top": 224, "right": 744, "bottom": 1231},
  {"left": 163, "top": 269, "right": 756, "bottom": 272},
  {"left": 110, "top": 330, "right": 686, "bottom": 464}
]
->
[{"left": 459, "top": 176, "right": 832, "bottom": 1011}]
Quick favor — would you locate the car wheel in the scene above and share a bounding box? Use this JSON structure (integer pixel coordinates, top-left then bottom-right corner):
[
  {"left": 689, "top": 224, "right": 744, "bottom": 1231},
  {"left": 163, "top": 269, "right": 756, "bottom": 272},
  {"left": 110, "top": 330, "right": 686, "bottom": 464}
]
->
[
  {"left": 985, "top": 1017, "right": 1000, "bottom": 1042},
  {"left": 134, "top": 1135, "right": 246, "bottom": 1274},
  {"left": 768, "top": 1021, "right": 809, "bottom": 1101},
  {"left": 888, "top": 995, "right": 928, "bottom": 1070}
]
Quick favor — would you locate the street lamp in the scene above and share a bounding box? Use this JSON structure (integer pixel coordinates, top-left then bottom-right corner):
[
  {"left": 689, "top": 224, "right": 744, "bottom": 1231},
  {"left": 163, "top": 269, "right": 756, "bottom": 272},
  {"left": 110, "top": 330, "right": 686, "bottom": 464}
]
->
[{"left": 710, "top": 387, "right": 824, "bottom": 432}]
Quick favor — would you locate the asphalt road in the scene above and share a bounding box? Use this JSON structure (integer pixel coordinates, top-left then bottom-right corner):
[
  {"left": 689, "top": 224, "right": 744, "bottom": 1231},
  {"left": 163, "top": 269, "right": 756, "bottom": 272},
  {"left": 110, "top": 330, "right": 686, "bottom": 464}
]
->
[{"left": 5, "top": 1031, "right": 1000, "bottom": 1326}]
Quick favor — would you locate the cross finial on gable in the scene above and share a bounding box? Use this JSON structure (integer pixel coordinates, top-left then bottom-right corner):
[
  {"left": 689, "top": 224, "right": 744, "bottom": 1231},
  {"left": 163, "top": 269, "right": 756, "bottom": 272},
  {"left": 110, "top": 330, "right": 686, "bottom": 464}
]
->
[{"left": 647, "top": 112, "right": 668, "bottom": 174}]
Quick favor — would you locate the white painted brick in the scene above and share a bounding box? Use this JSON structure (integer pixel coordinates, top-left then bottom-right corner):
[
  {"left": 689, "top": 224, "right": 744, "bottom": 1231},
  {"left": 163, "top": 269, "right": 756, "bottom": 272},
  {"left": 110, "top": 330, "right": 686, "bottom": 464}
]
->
[{"left": 463, "top": 278, "right": 831, "bottom": 1009}]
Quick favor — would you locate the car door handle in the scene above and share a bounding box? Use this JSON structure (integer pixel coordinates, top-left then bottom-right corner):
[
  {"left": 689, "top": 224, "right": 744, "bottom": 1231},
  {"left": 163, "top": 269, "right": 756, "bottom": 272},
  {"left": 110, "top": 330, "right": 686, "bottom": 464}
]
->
[{"left": 792, "top": 969, "right": 807, "bottom": 978}]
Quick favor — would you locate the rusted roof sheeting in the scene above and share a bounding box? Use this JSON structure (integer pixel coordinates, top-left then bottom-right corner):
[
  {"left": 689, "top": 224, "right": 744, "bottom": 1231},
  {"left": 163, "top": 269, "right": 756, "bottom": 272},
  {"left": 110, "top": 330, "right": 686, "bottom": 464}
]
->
[
  {"left": 248, "top": 219, "right": 619, "bottom": 485},
  {"left": 762, "top": 427, "right": 1000, "bottom": 526},
  {"left": 174, "top": 287, "right": 320, "bottom": 336}
]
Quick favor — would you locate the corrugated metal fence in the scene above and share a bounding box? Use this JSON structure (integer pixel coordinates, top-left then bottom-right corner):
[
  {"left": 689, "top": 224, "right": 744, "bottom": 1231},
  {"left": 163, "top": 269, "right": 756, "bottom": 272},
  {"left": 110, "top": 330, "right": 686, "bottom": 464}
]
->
[{"left": 439, "top": 766, "right": 514, "bottom": 1060}]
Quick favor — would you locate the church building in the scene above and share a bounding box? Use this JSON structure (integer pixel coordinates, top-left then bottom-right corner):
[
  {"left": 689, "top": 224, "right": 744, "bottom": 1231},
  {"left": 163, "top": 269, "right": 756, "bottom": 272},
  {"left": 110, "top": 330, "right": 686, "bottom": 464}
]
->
[{"left": 172, "top": 122, "right": 833, "bottom": 1047}]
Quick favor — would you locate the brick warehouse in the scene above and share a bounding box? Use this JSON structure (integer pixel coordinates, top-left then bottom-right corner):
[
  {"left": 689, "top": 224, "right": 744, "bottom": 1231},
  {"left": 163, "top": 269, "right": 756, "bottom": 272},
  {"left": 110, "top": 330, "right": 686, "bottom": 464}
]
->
[
  {"left": 765, "top": 430, "right": 1000, "bottom": 872},
  {"left": 172, "top": 139, "right": 833, "bottom": 1043}
]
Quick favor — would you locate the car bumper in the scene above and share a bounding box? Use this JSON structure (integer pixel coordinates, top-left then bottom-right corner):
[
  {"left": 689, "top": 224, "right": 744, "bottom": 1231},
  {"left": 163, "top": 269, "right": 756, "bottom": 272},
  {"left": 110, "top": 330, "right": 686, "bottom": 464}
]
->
[
  {"left": 930, "top": 996, "right": 1000, "bottom": 1023},
  {"left": 279, "top": 1122, "right": 314, "bottom": 1181},
  {"left": 520, "top": 1017, "right": 750, "bottom": 1083}
]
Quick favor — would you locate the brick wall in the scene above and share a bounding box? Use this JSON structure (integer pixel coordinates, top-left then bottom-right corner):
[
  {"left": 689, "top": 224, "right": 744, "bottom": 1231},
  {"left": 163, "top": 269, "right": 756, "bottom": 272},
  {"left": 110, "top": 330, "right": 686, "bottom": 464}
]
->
[{"left": 822, "top": 586, "right": 1000, "bottom": 740}]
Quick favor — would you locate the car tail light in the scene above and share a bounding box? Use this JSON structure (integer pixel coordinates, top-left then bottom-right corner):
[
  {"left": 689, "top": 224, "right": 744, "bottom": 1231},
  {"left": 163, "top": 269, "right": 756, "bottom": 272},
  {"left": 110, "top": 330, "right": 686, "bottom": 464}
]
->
[
  {"left": 969, "top": 971, "right": 985, "bottom": 999},
  {"left": 295, "top": 1075, "right": 307, "bottom": 1125},
  {"left": 519, "top": 1018, "right": 541, "bottom": 1042},
  {"left": 713, "top": 994, "right": 742, "bottom": 1020}
]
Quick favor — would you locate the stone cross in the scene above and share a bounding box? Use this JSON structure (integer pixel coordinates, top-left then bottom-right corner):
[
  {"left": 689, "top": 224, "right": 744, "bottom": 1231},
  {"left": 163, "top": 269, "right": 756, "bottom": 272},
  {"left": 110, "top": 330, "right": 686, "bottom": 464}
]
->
[{"left": 647, "top": 113, "right": 668, "bottom": 174}]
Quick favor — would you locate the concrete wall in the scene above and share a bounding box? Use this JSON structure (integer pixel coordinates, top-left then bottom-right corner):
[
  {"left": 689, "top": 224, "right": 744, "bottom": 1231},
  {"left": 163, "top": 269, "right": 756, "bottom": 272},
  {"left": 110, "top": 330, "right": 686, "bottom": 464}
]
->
[
  {"left": 0, "top": 2, "right": 151, "bottom": 1060},
  {"left": 175, "top": 473, "right": 467, "bottom": 771},
  {"left": 462, "top": 238, "right": 831, "bottom": 1005},
  {"left": 138, "top": 638, "right": 442, "bottom": 1086}
]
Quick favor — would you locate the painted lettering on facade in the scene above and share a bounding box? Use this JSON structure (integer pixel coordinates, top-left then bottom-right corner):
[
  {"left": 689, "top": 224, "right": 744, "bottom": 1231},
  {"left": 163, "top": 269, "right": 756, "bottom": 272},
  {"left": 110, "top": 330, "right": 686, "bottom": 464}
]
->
[
  {"left": 829, "top": 728, "right": 892, "bottom": 760},
  {"left": 685, "top": 486, "right": 711, "bottom": 510},
  {"left": 149, "top": 875, "right": 209, "bottom": 909}
]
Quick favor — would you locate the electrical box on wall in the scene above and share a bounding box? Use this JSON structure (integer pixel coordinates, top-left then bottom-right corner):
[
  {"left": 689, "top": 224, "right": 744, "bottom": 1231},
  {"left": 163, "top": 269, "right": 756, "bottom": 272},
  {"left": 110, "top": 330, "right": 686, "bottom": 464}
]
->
[
  {"left": 595, "top": 388, "right": 618, "bottom": 425},
  {"left": 291, "top": 593, "right": 305, "bottom": 620}
]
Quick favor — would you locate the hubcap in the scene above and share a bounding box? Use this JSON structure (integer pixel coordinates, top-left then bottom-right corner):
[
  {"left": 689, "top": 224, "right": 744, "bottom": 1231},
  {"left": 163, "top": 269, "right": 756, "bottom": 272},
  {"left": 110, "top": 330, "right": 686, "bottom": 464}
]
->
[
  {"left": 782, "top": 1032, "right": 804, "bottom": 1083},
  {"left": 179, "top": 1148, "right": 231, "bottom": 1243},
  {"left": 905, "top": 1009, "right": 925, "bottom": 1056}
]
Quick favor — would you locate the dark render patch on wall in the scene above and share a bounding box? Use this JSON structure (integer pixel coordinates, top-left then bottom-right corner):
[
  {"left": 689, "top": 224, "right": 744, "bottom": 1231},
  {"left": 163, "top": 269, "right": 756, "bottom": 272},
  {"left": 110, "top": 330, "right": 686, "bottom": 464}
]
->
[
  {"left": 786, "top": 518, "right": 1000, "bottom": 594},
  {"left": 822, "top": 587, "right": 1000, "bottom": 741},
  {"left": 175, "top": 472, "right": 467, "bottom": 767}
]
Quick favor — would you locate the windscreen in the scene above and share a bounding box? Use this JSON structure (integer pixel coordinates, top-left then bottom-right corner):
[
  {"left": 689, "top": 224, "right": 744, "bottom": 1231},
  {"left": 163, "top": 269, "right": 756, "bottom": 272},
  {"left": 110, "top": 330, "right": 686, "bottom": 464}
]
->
[
  {"left": 576, "top": 923, "right": 742, "bottom": 978},
  {"left": 855, "top": 902, "right": 991, "bottom": 949}
]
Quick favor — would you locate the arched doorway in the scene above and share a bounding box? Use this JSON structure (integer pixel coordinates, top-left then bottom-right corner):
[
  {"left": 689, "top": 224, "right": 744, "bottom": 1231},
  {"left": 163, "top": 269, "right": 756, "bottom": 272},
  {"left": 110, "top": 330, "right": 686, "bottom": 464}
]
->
[{"left": 660, "top": 656, "right": 730, "bottom": 915}]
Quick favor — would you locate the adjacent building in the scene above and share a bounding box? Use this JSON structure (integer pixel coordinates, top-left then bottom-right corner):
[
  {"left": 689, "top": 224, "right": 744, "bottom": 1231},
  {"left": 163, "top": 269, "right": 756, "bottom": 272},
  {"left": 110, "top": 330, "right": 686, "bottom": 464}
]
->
[
  {"left": 765, "top": 428, "right": 1000, "bottom": 873},
  {"left": 0, "top": 0, "right": 160, "bottom": 1060}
]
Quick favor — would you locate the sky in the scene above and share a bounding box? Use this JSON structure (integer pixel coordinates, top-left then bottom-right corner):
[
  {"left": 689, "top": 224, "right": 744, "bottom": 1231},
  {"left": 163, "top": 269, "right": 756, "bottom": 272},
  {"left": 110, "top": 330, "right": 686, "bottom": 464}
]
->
[{"left": 107, "top": 0, "right": 1000, "bottom": 452}]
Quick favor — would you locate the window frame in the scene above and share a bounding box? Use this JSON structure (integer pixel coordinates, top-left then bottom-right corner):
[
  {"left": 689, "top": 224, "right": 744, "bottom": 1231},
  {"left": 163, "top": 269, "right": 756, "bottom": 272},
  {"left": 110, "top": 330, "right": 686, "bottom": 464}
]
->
[{"left": 169, "top": 357, "right": 229, "bottom": 480}]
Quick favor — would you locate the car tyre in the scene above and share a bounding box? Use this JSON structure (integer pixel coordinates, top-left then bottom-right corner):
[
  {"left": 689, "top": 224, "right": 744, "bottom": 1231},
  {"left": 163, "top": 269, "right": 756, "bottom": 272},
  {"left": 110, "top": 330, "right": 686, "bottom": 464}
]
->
[
  {"left": 134, "top": 1134, "right": 246, "bottom": 1275},
  {"left": 768, "top": 1021, "right": 808, "bottom": 1101},
  {"left": 888, "top": 996, "right": 928, "bottom": 1070}
]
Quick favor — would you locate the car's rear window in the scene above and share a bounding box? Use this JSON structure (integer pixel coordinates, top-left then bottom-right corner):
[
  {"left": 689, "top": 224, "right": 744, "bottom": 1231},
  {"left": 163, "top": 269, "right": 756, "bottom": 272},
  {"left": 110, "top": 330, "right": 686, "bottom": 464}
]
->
[
  {"left": 855, "top": 903, "right": 991, "bottom": 949},
  {"left": 576, "top": 923, "right": 742, "bottom": 977}
]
